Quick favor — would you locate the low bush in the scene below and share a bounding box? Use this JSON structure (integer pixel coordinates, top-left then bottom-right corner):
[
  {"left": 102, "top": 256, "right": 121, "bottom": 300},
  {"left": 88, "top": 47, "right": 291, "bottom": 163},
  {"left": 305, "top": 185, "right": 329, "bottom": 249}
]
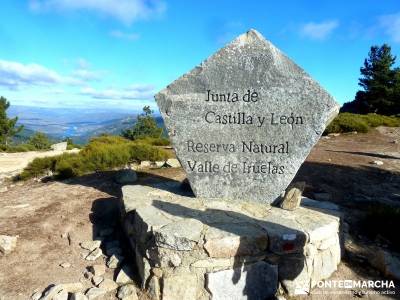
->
[
  {"left": 27, "top": 132, "right": 51, "bottom": 150},
  {"left": 325, "top": 113, "right": 400, "bottom": 134},
  {"left": 1, "top": 143, "right": 37, "bottom": 152},
  {"left": 135, "top": 136, "right": 170, "bottom": 146},
  {"left": 19, "top": 156, "right": 58, "bottom": 180},
  {"left": 18, "top": 135, "right": 170, "bottom": 180}
]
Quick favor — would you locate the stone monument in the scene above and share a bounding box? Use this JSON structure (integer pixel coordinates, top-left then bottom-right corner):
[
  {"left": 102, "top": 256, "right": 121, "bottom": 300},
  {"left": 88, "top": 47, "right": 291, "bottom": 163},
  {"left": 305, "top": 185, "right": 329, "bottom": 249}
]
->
[
  {"left": 155, "top": 29, "right": 338, "bottom": 203},
  {"left": 121, "top": 29, "right": 342, "bottom": 300}
]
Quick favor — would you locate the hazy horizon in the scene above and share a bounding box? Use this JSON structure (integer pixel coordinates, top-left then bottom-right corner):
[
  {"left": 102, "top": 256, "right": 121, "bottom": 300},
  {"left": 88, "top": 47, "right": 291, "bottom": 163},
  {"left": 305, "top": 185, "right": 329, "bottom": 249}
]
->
[{"left": 1, "top": 1, "right": 400, "bottom": 111}]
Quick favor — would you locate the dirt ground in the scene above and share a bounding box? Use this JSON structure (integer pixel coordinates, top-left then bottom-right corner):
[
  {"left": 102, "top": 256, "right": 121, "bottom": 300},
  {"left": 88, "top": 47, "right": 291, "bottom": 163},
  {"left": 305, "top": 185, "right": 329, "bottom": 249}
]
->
[{"left": 0, "top": 127, "right": 399, "bottom": 300}]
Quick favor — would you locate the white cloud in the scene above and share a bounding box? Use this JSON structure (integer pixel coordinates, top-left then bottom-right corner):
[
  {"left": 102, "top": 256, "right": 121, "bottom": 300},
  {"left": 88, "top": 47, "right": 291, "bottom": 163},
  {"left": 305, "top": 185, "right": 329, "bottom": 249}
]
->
[
  {"left": 379, "top": 12, "right": 400, "bottom": 43},
  {"left": 110, "top": 30, "right": 140, "bottom": 41},
  {"left": 300, "top": 20, "right": 339, "bottom": 40},
  {"left": 80, "top": 84, "right": 155, "bottom": 100},
  {"left": 29, "top": 0, "right": 166, "bottom": 25},
  {"left": 72, "top": 58, "right": 104, "bottom": 81},
  {"left": 0, "top": 59, "right": 78, "bottom": 89}
]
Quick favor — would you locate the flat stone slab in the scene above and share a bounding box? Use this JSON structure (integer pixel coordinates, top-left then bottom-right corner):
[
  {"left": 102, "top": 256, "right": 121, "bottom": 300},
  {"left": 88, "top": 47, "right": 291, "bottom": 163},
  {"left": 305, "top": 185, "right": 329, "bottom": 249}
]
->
[
  {"left": 121, "top": 184, "right": 342, "bottom": 298},
  {"left": 155, "top": 29, "right": 339, "bottom": 203}
]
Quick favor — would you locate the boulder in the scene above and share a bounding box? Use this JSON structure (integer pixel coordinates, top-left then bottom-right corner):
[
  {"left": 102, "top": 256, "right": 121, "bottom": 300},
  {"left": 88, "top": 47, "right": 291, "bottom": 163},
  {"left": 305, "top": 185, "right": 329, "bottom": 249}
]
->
[
  {"left": 207, "top": 261, "right": 278, "bottom": 300},
  {"left": 85, "top": 287, "right": 106, "bottom": 300},
  {"left": 107, "top": 254, "right": 124, "bottom": 269},
  {"left": 115, "top": 169, "right": 138, "bottom": 185},
  {"left": 98, "top": 279, "right": 118, "bottom": 292},
  {"left": 70, "top": 292, "right": 89, "bottom": 300},
  {"left": 162, "top": 274, "right": 197, "bottom": 300},
  {"left": 116, "top": 265, "right": 135, "bottom": 285},
  {"left": 117, "top": 284, "right": 138, "bottom": 300},
  {"left": 165, "top": 158, "right": 181, "bottom": 168},
  {"left": 51, "top": 142, "right": 67, "bottom": 151},
  {"left": 85, "top": 248, "right": 103, "bottom": 261},
  {"left": 0, "top": 235, "right": 18, "bottom": 255},
  {"left": 89, "top": 264, "right": 105, "bottom": 276},
  {"left": 80, "top": 240, "right": 101, "bottom": 252},
  {"left": 280, "top": 181, "right": 305, "bottom": 211}
]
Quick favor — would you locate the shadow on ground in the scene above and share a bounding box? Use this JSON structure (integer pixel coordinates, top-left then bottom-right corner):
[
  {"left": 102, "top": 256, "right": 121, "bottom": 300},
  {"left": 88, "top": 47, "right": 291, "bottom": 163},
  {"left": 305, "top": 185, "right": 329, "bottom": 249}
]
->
[{"left": 54, "top": 161, "right": 400, "bottom": 299}]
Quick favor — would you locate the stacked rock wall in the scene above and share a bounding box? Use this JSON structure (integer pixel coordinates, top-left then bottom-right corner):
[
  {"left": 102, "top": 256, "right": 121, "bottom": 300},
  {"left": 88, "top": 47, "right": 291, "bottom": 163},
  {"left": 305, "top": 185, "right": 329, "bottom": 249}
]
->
[{"left": 122, "top": 184, "right": 342, "bottom": 299}]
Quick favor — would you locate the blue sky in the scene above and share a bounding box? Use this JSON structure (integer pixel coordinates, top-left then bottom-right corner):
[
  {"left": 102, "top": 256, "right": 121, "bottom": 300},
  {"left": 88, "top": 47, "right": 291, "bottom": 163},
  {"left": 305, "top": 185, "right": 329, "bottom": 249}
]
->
[{"left": 0, "top": 0, "right": 399, "bottom": 112}]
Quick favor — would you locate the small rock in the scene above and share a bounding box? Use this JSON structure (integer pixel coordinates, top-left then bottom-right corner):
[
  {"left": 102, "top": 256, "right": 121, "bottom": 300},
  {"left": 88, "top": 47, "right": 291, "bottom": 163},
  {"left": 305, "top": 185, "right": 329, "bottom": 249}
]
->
[
  {"left": 70, "top": 292, "right": 89, "bottom": 300},
  {"left": 53, "top": 290, "right": 68, "bottom": 300},
  {"left": 165, "top": 158, "right": 181, "bottom": 168},
  {"left": 152, "top": 268, "right": 163, "bottom": 278},
  {"left": 39, "top": 285, "right": 63, "bottom": 300},
  {"left": 0, "top": 235, "right": 18, "bottom": 255},
  {"left": 67, "top": 232, "right": 74, "bottom": 246},
  {"left": 351, "top": 131, "right": 358, "bottom": 134},
  {"left": 114, "top": 169, "right": 138, "bottom": 185},
  {"left": 98, "top": 279, "right": 118, "bottom": 292},
  {"left": 85, "top": 287, "right": 107, "bottom": 300},
  {"left": 107, "top": 254, "right": 124, "bottom": 269},
  {"left": 154, "top": 161, "right": 165, "bottom": 168},
  {"left": 84, "top": 271, "right": 93, "bottom": 279},
  {"left": 60, "top": 262, "right": 71, "bottom": 268},
  {"left": 328, "top": 133, "right": 340, "bottom": 137},
  {"left": 92, "top": 276, "right": 104, "bottom": 286},
  {"left": 80, "top": 249, "right": 91, "bottom": 259},
  {"left": 370, "top": 160, "right": 384, "bottom": 166},
  {"left": 80, "top": 240, "right": 101, "bottom": 251},
  {"left": 117, "top": 284, "right": 138, "bottom": 300},
  {"left": 61, "top": 282, "right": 84, "bottom": 293},
  {"left": 89, "top": 264, "right": 105, "bottom": 276},
  {"left": 280, "top": 181, "right": 305, "bottom": 211},
  {"left": 390, "top": 140, "right": 398, "bottom": 144},
  {"left": 140, "top": 161, "right": 151, "bottom": 168},
  {"left": 116, "top": 265, "right": 134, "bottom": 285},
  {"left": 0, "top": 186, "right": 8, "bottom": 193},
  {"left": 85, "top": 248, "right": 103, "bottom": 261},
  {"left": 31, "top": 291, "right": 42, "bottom": 300}
]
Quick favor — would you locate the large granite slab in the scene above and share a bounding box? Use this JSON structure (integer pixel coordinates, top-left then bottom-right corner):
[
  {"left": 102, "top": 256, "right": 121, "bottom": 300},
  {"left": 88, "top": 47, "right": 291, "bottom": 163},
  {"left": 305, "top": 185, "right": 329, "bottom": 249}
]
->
[
  {"left": 155, "top": 29, "right": 339, "bottom": 203},
  {"left": 121, "top": 184, "right": 342, "bottom": 298}
]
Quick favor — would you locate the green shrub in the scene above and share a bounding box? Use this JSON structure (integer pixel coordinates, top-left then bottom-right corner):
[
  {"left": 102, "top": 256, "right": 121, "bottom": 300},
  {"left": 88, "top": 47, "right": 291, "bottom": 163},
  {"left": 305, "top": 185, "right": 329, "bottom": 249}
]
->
[
  {"left": 129, "top": 143, "right": 169, "bottom": 161},
  {"left": 2, "top": 143, "right": 37, "bottom": 152},
  {"left": 55, "top": 153, "right": 87, "bottom": 179},
  {"left": 325, "top": 113, "right": 400, "bottom": 134},
  {"left": 362, "top": 113, "right": 400, "bottom": 127},
  {"left": 136, "top": 136, "right": 170, "bottom": 146},
  {"left": 28, "top": 132, "right": 51, "bottom": 150},
  {"left": 64, "top": 137, "right": 81, "bottom": 150},
  {"left": 19, "top": 156, "right": 57, "bottom": 180},
  {"left": 18, "top": 134, "right": 171, "bottom": 180}
]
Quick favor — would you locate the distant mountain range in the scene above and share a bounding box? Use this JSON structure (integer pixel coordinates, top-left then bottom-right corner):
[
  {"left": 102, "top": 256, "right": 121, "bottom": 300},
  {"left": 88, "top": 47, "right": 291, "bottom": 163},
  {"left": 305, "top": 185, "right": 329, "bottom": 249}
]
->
[{"left": 8, "top": 105, "right": 165, "bottom": 144}]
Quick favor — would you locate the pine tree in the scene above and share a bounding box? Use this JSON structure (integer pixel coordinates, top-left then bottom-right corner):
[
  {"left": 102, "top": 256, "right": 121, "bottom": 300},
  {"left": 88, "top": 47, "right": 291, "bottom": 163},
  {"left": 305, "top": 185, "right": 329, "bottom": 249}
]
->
[
  {"left": 122, "top": 106, "right": 163, "bottom": 140},
  {"left": 0, "top": 97, "right": 23, "bottom": 147},
  {"left": 342, "top": 44, "right": 400, "bottom": 115}
]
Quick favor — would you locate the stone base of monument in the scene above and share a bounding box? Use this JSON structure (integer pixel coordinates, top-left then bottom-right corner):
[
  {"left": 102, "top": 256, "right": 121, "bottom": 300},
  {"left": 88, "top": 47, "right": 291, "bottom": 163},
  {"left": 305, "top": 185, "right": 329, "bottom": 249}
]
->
[{"left": 121, "top": 183, "right": 342, "bottom": 299}]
